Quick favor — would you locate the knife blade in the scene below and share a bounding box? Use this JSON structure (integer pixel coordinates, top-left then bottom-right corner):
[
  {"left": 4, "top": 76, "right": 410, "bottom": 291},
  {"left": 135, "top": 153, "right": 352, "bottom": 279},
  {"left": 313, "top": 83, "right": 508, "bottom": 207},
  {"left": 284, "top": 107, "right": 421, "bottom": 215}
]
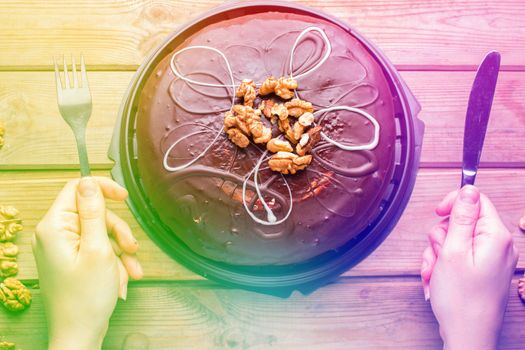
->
[{"left": 461, "top": 51, "right": 501, "bottom": 187}]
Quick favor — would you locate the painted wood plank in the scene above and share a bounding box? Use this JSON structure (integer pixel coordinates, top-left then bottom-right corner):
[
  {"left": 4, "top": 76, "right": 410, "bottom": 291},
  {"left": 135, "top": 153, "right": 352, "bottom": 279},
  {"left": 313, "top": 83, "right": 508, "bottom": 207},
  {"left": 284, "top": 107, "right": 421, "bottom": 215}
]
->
[
  {"left": 3, "top": 168, "right": 525, "bottom": 281},
  {"left": 1, "top": 70, "right": 524, "bottom": 168},
  {"left": 0, "top": 0, "right": 524, "bottom": 69},
  {"left": 2, "top": 277, "right": 525, "bottom": 349}
]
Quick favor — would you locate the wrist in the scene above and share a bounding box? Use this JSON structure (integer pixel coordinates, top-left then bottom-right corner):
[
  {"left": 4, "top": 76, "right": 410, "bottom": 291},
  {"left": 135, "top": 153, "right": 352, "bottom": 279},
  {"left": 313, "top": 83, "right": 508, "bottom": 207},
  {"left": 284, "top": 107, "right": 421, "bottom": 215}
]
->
[
  {"left": 48, "top": 321, "right": 107, "bottom": 350},
  {"left": 441, "top": 325, "right": 498, "bottom": 350}
]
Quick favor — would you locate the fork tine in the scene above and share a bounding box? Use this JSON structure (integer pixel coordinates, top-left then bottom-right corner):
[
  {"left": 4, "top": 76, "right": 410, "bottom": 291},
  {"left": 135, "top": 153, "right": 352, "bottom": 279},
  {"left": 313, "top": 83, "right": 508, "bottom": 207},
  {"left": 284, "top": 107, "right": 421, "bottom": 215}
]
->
[
  {"left": 71, "top": 55, "right": 78, "bottom": 88},
  {"left": 80, "top": 54, "right": 89, "bottom": 89},
  {"left": 53, "top": 57, "right": 63, "bottom": 95},
  {"left": 63, "top": 55, "right": 70, "bottom": 89}
]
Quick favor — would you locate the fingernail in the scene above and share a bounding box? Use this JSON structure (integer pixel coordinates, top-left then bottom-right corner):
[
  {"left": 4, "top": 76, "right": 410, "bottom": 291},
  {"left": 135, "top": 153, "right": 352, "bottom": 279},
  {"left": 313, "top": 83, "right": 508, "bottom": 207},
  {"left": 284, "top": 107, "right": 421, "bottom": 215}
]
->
[
  {"left": 424, "top": 285, "right": 430, "bottom": 301},
  {"left": 459, "top": 185, "right": 479, "bottom": 204},
  {"left": 79, "top": 177, "right": 97, "bottom": 197},
  {"left": 135, "top": 260, "right": 144, "bottom": 278},
  {"left": 120, "top": 282, "right": 128, "bottom": 301}
]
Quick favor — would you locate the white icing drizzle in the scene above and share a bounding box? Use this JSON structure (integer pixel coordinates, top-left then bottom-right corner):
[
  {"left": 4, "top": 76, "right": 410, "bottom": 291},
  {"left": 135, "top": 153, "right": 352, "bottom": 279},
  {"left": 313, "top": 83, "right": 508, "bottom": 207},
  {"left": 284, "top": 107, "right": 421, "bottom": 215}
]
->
[
  {"left": 170, "top": 45, "right": 237, "bottom": 104},
  {"left": 164, "top": 46, "right": 235, "bottom": 172},
  {"left": 165, "top": 26, "right": 381, "bottom": 226},
  {"left": 314, "top": 106, "right": 380, "bottom": 151},
  {"left": 242, "top": 151, "right": 293, "bottom": 225},
  {"left": 289, "top": 27, "right": 332, "bottom": 81}
]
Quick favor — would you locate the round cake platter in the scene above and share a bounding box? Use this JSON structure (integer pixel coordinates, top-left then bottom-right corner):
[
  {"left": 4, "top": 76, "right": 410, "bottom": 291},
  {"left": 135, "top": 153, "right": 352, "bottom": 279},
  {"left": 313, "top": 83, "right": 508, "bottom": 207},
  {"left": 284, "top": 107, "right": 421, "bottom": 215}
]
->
[{"left": 108, "top": 0, "right": 425, "bottom": 297}]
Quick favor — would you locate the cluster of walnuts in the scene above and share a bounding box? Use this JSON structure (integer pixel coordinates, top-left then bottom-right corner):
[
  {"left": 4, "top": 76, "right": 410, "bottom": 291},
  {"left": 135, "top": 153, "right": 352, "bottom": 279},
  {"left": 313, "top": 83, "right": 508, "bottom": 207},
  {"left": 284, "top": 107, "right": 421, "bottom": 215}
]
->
[
  {"left": 224, "top": 76, "right": 322, "bottom": 175},
  {"left": 0, "top": 205, "right": 31, "bottom": 314}
]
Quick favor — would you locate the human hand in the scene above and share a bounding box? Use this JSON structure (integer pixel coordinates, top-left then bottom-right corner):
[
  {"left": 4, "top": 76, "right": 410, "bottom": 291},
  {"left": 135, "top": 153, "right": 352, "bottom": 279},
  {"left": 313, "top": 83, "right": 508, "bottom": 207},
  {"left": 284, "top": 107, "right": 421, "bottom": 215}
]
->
[
  {"left": 33, "top": 177, "right": 143, "bottom": 350},
  {"left": 420, "top": 185, "right": 519, "bottom": 350}
]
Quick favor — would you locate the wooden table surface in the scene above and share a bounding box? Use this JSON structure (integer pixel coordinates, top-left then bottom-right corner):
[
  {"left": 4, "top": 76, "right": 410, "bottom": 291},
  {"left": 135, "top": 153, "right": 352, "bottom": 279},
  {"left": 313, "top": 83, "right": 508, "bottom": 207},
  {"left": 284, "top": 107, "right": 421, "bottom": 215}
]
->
[{"left": 1, "top": 1, "right": 525, "bottom": 349}]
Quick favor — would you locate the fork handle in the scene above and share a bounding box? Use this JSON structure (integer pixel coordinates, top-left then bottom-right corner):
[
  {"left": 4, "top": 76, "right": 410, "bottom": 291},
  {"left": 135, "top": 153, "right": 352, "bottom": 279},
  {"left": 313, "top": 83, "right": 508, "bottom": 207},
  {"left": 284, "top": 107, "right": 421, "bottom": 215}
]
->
[{"left": 74, "top": 131, "right": 91, "bottom": 177}]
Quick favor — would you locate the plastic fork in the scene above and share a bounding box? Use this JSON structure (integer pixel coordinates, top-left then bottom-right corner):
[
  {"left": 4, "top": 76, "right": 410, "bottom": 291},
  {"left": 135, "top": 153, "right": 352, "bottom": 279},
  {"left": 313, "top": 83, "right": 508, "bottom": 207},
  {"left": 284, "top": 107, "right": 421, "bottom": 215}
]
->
[{"left": 54, "top": 55, "right": 92, "bottom": 177}]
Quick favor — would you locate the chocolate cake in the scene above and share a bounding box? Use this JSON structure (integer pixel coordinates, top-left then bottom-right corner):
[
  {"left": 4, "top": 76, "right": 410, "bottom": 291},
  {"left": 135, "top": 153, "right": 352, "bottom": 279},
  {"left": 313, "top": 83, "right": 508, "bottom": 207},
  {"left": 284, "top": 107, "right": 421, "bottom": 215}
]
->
[{"left": 136, "top": 11, "right": 396, "bottom": 265}]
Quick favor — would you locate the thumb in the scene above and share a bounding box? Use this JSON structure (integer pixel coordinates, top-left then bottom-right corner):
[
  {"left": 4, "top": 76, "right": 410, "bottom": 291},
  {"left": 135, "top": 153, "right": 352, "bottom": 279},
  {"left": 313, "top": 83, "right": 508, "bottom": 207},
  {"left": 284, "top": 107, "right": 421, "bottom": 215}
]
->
[
  {"left": 443, "top": 185, "right": 480, "bottom": 251},
  {"left": 77, "top": 177, "right": 109, "bottom": 252}
]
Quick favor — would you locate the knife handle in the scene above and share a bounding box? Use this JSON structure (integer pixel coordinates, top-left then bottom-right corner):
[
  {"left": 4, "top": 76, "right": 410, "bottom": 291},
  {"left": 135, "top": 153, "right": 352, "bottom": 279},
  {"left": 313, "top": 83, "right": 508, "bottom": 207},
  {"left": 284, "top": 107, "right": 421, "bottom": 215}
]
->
[{"left": 461, "top": 169, "right": 477, "bottom": 187}]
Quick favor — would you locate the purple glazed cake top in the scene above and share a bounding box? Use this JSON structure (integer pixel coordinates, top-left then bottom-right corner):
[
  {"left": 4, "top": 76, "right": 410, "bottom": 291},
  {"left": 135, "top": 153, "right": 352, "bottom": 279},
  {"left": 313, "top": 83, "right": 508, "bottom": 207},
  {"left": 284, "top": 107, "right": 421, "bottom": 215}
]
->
[{"left": 136, "top": 11, "right": 396, "bottom": 265}]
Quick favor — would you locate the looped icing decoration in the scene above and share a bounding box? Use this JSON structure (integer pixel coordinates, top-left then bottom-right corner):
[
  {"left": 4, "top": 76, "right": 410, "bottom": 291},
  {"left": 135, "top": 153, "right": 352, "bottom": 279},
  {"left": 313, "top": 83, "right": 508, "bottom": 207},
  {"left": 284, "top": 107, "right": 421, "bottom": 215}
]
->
[{"left": 165, "top": 26, "right": 381, "bottom": 226}]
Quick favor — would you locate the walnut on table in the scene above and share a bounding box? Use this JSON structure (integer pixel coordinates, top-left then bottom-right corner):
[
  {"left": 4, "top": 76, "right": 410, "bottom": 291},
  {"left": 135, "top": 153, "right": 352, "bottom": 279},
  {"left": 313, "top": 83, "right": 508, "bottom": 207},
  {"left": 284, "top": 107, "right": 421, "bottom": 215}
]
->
[
  {"left": 0, "top": 222, "right": 23, "bottom": 243},
  {"left": 0, "top": 341, "right": 16, "bottom": 350},
  {"left": 0, "top": 242, "right": 18, "bottom": 258},
  {"left": 0, "top": 260, "right": 18, "bottom": 278},
  {"left": 0, "top": 277, "right": 31, "bottom": 312},
  {"left": 0, "top": 206, "right": 19, "bottom": 219},
  {"left": 0, "top": 242, "right": 19, "bottom": 278}
]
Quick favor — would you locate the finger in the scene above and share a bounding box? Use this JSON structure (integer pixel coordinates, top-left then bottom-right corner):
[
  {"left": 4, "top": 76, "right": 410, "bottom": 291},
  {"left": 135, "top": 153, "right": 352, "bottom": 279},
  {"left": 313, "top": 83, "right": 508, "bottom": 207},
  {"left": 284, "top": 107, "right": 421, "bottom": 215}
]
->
[
  {"left": 442, "top": 185, "right": 480, "bottom": 251},
  {"left": 120, "top": 253, "right": 144, "bottom": 280},
  {"left": 117, "top": 258, "right": 129, "bottom": 301},
  {"left": 77, "top": 177, "right": 111, "bottom": 253},
  {"left": 421, "top": 246, "right": 436, "bottom": 301},
  {"left": 436, "top": 191, "right": 499, "bottom": 224},
  {"left": 428, "top": 221, "right": 447, "bottom": 256},
  {"left": 477, "top": 193, "right": 502, "bottom": 221},
  {"left": 513, "top": 244, "right": 520, "bottom": 267},
  {"left": 421, "top": 246, "right": 436, "bottom": 283},
  {"left": 50, "top": 177, "right": 128, "bottom": 214},
  {"left": 436, "top": 190, "right": 459, "bottom": 216},
  {"left": 110, "top": 237, "right": 123, "bottom": 257},
  {"left": 107, "top": 210, "right": 139, "bottom": 254}
]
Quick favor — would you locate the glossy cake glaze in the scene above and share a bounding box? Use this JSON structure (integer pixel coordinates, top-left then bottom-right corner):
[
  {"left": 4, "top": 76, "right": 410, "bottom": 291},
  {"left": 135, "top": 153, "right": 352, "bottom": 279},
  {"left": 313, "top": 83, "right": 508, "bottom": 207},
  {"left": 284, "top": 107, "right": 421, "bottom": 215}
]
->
[{"left": 136, "top": 11, "right": 396, "bottom": 265}]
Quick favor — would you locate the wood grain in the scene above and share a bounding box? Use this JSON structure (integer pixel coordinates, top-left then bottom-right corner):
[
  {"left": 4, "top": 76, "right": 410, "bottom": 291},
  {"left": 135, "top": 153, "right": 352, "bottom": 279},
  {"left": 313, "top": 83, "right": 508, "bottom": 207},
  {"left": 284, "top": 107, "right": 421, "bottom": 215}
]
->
[
  {"left": 2, "top": 277, "right": 525, "bottom": 350},
  {"left": 1, "top": 71, "right": 524, "bottom": 168},
  {"left": 4, "top": 168, "right": 525, "bottom": 281},
  {"left": 0, "top": 0, "right": 524, "bottom": 69}
]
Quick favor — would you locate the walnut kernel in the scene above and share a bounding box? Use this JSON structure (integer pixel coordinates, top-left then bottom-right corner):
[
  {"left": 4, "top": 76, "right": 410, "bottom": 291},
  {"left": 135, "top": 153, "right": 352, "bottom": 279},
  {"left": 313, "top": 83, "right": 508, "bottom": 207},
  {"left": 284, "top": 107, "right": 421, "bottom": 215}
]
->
[
  {"left": 0, "top": 341, "right": 15, "bottom": 350},
  {"left": 0, "top": 277, "right": 31, "bottom": 312},
  {"left": 226, "top": 128, "right": 250, "bottom": 148},
  {"left": 270, "top": 103, "right": 288, "bottom": 121},
  {"left": 296, "top": 126, "right": 322, "bottom": 156},
  {"left": 0, "top": 242, "right": 18, "bottom": 257},
  {"left": 0, "top": 261, "right": 18, "bottom": 278},
  {"left": 299, "top": 133, "right": 309, "bottom": 147},
  {"left": 268, "top": 152, "right": 311, "bottom": 175},
  {"left": 235, "top": 79, "right": 257, "bottom": 107},
  {"left": 253, "top": 126, "right": 272, "bottom": 144},
  {"left": 285, "top": 98, "right": 314, "bottom": 117},
  {"left": 259, "top": 76, "right": 278, "bottom": 96},
  {"left": 275, "top": 77, "right": 298, "bottom": 100},
  {"left": 267, "top": 138, "right": 293, "bottom": 153},
  {"left": 0, "top": 206, "right": 19, "bottom": 219},
  {"left": 259, "top": 99, "right": 275, "bottom": 119}
]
